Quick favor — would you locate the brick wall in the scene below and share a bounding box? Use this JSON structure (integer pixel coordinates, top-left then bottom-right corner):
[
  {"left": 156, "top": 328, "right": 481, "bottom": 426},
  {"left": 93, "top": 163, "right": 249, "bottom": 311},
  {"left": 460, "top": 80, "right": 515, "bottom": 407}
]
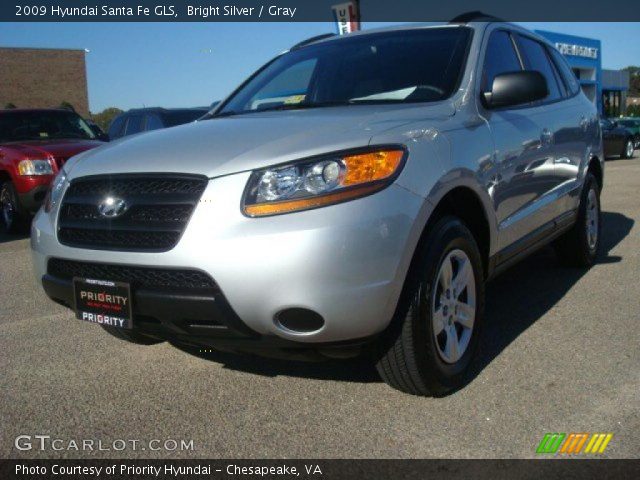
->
[{"left": 0, "top": 47, "right": 89, "bottom": 117}]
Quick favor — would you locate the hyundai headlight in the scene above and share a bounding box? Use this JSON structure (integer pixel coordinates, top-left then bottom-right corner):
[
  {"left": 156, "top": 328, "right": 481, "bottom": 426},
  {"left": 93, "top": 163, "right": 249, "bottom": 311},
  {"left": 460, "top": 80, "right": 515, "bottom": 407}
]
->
[
  {"left": 242, "top": 146, "right": 406, "bottom": 217},
  {"left": 44, "top": 169, "right": 68, "bottom": 213}
]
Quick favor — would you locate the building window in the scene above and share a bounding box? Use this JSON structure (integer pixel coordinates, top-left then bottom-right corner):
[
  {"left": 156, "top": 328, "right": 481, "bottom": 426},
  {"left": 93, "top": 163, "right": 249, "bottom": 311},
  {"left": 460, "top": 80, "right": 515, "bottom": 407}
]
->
[{"left": 603, "top": 90, "right": 623, "bottom": 117}]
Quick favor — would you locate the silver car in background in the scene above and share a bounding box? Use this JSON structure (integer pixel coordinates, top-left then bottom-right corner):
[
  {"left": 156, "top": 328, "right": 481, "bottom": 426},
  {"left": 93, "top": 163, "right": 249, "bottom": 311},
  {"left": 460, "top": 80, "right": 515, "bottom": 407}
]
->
[{"left": 31, "top": 16, "right": 603, "bottom": 395}]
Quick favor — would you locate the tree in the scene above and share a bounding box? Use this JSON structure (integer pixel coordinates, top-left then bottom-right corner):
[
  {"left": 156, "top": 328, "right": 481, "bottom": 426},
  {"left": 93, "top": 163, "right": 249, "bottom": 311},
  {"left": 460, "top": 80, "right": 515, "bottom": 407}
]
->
[
  {"left": 4, "top": 103, "right": 17, "bottom": 109},
  {"left": 627, "top": 104, "right": 640, "bottom": 117},
  {"left": 623, "top": 66, "right": 640, "bottom": 97},
  {"left": 90, "top": 107, "right": 124, "bottom": 132}
]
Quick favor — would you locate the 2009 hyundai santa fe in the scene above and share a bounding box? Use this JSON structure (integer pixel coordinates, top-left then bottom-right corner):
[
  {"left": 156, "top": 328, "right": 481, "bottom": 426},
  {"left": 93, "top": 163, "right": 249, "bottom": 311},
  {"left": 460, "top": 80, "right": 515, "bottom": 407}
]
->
[{"left": 31, "top": 16, "right": 604, "bottom": 395}]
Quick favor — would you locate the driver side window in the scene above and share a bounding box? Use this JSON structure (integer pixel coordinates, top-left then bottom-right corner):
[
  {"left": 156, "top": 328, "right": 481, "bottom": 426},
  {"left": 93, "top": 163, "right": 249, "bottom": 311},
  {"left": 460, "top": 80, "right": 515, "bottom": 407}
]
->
[{"left": 482, "top": 30, "right": 522, "bottom": 94}]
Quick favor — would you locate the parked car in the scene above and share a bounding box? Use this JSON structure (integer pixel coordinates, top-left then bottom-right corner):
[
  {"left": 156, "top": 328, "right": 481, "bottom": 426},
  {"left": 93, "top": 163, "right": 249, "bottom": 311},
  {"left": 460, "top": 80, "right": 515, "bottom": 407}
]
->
[
  {"left": 600, "top": 118, "right": 635, "bottom": 159},
  {"left": 32, "top": 17, "right": 603, "bottom": 396},
  {"left": 85, "top": 119, "right": 109, "bottom": 142},
  {"left": 617, "top": 117, "right": 640, "bottom": 148},
  {"left": 108, "top": 107, "right": 209, "bottom": 140},
  {"left": 0, "top": 109, "right": 104, "bottom": 233}
]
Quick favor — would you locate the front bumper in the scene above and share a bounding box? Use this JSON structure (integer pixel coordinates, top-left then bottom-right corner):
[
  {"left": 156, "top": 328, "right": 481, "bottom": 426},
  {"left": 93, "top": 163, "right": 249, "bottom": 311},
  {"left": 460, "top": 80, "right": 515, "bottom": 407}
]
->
[
  {"left": 18, "top": 185, "right": 49, "bottom": 214},
  {"left": 31, "top": 171, "right": 427, "bottom": 348}
]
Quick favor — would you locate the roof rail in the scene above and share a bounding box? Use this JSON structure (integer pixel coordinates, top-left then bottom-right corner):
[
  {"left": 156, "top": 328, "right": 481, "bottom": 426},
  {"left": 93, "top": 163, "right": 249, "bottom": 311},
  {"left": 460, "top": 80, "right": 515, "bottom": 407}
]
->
[
  {"left": 449, "top": 11, "right": 503, "bottom": 24},
  {"left": 291, "top": 33, "right": 336, "bottom": 50}
]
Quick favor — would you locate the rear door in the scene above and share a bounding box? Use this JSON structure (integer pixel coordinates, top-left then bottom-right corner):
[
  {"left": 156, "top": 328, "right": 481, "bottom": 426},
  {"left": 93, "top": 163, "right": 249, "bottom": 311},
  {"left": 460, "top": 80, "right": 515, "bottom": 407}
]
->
[{"left": 545, "top": 44, "right": 594, "bottom": 215}]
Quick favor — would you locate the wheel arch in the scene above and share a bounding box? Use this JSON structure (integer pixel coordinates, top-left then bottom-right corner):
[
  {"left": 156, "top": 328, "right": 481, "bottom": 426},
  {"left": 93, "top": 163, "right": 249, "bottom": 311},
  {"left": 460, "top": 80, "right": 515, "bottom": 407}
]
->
[
  {"left": 423, "top": 186, "right": 493, "bottom": 279},
  {"left": 587, "top": 155, "right": 603, "bottom": 192}
]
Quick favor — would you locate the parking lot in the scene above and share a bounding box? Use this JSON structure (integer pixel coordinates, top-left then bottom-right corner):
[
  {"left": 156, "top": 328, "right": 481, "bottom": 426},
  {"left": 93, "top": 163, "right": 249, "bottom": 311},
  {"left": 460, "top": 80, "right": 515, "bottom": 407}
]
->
[{"left": 1, "top": 157, "right": 639, "bottom": 459}]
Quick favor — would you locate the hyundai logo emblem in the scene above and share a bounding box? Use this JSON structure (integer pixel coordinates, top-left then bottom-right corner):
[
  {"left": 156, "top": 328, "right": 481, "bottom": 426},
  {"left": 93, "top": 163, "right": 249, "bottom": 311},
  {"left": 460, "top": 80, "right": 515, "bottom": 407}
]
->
[{"left": 97, "top": 196, "right": 128, "bottom": 218}]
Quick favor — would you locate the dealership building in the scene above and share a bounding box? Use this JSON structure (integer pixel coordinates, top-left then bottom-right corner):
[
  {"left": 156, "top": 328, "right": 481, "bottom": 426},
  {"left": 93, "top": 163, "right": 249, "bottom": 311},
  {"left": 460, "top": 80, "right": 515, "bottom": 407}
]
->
[
  {"left": 536, "top": 30, "right": 630, "bottom": 117},
  {"left": 0, "top": 47, "right": 90, "bottom": 116}
]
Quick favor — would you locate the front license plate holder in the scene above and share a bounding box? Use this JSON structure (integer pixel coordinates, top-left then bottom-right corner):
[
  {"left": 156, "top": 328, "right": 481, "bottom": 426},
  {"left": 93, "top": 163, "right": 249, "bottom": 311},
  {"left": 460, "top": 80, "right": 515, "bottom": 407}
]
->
[{"left": 73, "top": 277, "right": 133, "bottom": 329}]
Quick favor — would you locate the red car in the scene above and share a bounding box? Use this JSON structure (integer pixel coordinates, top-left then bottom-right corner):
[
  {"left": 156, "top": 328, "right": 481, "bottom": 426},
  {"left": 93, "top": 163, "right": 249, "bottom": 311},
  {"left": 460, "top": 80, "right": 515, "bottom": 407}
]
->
[{"left": 0, "top": 109, "right": 104, "bottom": 233}]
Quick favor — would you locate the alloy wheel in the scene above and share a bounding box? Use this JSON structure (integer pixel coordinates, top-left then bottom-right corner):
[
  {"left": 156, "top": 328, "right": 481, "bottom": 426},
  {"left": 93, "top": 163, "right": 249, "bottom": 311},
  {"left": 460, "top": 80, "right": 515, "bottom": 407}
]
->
[
  {"left": 0, "top": 186, "right": 15, "bottom": 230},
  {"left": 431, "top": 249, "right": 476, "bottom": 364},
  {"left": 626, "top": 140, "right": 634, "bottom": 159},
  {"left": 585, "top": 187, "right": 599, "bottom": 251}
]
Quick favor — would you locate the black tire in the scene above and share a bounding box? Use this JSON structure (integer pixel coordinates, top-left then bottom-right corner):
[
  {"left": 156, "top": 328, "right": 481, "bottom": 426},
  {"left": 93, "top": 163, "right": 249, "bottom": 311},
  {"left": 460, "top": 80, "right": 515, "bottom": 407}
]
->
[
  {"left": 621, "top": 138, "right": 634, "bottom": 159},
  {"left": 0, "top": 180, "right": 28, "bottom": 234},
  {"left": 100, "top": 325, "right": 164, "bottom": 345},
  {"left": 554, "top": 172, "right": 601, "bottom": 267},
  {"left": 376, "top": 216, "right": 485, "bottom": 396}
]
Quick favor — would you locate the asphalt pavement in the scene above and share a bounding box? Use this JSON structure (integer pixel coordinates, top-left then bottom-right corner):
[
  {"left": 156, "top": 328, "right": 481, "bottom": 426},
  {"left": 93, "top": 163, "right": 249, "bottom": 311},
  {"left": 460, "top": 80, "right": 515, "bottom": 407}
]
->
[{"left": 1, "top": 157, "right": 639, "bottom": 459}]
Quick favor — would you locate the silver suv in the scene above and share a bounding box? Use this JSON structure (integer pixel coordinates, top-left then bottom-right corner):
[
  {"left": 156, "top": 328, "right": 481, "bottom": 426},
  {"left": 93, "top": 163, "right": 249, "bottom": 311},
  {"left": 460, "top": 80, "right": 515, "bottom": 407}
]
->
[{"left": 32, "top": 19, "right": 603, "bottom": 396}]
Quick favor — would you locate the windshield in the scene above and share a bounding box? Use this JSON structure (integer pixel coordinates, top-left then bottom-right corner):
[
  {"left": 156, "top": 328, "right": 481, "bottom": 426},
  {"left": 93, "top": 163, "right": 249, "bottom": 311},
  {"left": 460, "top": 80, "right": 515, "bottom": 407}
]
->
[
  {"left": 218, "top": 27, "right": 471, "bottom": 116},
  {"left": 0, "top": 110, "right": 97, "bottom": 143},
  {"left": 619, "top": 120, "right": 639, "bottom": 127}
]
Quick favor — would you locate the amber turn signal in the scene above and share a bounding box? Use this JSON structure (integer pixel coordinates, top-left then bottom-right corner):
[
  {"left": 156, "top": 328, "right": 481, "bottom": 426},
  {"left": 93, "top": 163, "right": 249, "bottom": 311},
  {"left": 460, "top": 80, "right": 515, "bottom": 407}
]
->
[{"left": 342, "top": 150, "right": 405, "bottom": 186}]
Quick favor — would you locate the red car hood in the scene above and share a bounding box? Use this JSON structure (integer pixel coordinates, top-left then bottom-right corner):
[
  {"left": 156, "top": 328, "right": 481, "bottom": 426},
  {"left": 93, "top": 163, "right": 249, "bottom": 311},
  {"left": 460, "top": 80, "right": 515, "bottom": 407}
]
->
[{"left": 3, "top": 139, "right": 104, "bottom": 162}]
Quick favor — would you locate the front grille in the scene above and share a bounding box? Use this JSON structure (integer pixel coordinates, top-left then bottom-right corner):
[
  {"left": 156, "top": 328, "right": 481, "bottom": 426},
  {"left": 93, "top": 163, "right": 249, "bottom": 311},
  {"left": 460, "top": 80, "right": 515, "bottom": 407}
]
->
[
  {"left": 58, "top": 174, "right": 207, "bottom": 251},
  {"left": 48, "top": 258, "right": 218, "bottom": 291}
]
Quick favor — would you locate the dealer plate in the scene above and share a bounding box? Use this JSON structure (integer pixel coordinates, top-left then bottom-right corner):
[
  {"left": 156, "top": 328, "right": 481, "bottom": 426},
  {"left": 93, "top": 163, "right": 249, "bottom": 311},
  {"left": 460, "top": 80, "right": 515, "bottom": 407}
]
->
[{"left": 73, "top": 277, "right": 133, "bottom": 329}]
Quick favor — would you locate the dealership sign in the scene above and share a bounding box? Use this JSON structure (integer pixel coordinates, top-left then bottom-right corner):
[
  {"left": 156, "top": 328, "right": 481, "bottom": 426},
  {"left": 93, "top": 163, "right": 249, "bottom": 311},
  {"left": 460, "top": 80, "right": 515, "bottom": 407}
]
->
[
  {"left": 555, "top": 42, "right": 598, "bottom": 59},
  {"left": 332, "top": 1, "right": 360, "bottom": 35}
]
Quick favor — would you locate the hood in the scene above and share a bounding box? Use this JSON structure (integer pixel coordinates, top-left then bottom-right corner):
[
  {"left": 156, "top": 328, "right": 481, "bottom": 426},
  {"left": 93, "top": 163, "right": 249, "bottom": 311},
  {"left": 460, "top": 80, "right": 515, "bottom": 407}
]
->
[
  {"left": 64, "top": 103, "right": 455, "bottom": 179},
  {"left": 3, "top": 139, "right": 104, "bottom": 163}
]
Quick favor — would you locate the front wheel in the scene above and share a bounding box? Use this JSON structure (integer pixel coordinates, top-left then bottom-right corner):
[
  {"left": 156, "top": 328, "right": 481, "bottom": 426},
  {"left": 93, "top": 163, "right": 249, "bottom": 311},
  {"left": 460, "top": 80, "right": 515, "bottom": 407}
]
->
[
  {"left": 376, "top": 216, "right": 485, "bottom": 396},
  {"left": 0, "top": 180, "right": 27, "bottom": 234}
]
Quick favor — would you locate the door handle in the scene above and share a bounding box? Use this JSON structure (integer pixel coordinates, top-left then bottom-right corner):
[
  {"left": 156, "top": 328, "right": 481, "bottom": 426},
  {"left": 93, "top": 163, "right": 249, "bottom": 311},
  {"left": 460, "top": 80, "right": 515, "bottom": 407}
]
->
[{"left": 540, "top": 128, "right": 553, "bottom": 146}]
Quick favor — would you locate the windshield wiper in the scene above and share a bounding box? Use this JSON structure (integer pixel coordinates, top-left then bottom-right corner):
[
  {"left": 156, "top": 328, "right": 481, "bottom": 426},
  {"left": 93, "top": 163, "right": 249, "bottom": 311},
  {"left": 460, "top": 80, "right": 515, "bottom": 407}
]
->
[
  {"left": 205, "top": 101, "right": 356, "bottom": 119},
  {"left": 205, "top": 99, "right": 398, "bottom": 119},
  {"left": 254, "top": 101, "right": 355, "bottom": 113},
  {"left": 207, "top": 110, "right": 241, "bottom": 119}
]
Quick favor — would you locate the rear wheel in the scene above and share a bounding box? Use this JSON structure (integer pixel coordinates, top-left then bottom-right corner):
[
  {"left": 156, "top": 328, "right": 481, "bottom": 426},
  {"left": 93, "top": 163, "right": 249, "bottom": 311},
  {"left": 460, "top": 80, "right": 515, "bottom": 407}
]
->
[
  {"left": 100, "top": 325, "right": 164, "bottom": 345},
  {"left": 376, "top": 216, "right": 485, "bottom": 396},
  {"left": 554, "top": 172, "right": 601, "bottom": 267},
  {"left": 621, "top": 138, "right": 634, "bottom": 159},
  {"left": 0, "top": 180, "right": 27, "bottom": 234}
]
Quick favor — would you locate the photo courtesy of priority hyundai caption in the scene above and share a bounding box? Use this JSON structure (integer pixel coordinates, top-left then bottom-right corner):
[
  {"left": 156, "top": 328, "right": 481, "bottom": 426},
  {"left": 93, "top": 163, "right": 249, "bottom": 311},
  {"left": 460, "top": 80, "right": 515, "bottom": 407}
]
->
[{"left": 30, "top": 15, "right": 604, "bottom": 396}]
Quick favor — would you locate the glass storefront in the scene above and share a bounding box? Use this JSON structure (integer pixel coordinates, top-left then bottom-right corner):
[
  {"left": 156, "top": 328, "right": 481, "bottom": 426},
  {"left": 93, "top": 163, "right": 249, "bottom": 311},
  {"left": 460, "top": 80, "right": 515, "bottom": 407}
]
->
[{"left": 603, "top": 90, "right": 624, "bottom": 117}]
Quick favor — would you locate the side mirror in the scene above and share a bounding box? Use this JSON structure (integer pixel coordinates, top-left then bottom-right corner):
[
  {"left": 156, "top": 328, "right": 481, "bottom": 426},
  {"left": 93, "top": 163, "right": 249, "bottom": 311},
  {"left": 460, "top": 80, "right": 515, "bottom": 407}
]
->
[{"left": 483, "top": 71, "right": 548, "bottom": 109}]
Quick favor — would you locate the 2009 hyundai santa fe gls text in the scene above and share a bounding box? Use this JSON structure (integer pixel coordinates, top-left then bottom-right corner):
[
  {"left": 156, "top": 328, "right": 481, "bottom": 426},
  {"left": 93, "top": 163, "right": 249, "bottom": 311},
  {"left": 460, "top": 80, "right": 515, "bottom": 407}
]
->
[{"left": 32, "top": 17, "right": 604, "bottom": 396}]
